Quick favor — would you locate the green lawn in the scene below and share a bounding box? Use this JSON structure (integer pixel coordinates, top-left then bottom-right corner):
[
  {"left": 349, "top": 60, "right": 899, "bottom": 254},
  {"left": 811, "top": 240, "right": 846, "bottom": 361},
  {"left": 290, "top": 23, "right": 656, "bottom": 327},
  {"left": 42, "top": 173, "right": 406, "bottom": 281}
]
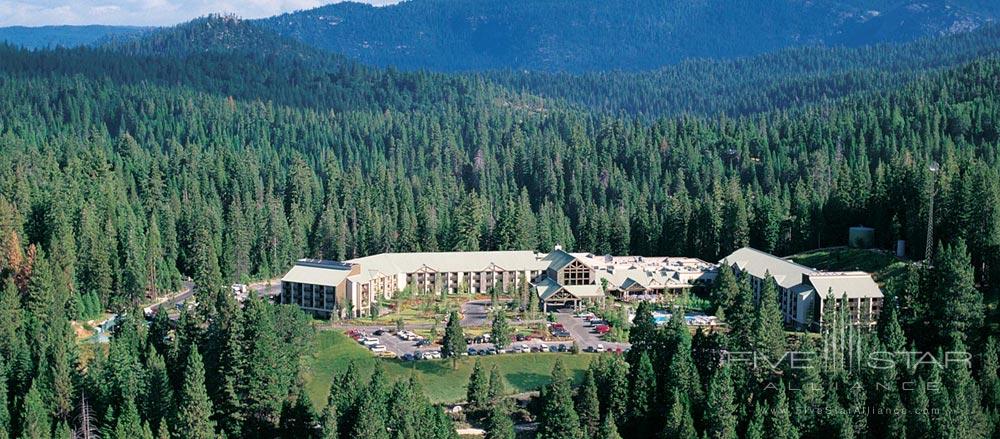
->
[
  {"left": 302, "top": 330, "right": 596, "bottom": 407},
  {"left": 786, "top": 247, "right": 911, "bottom": 286}
]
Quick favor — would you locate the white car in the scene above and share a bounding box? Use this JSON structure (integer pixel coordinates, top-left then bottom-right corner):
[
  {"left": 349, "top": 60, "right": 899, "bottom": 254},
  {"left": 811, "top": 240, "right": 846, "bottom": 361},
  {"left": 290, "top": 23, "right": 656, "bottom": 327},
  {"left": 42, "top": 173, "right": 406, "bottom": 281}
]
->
[
  {"left": 519, "top": 344, "right": 529, "bottom": 353},
  {"left": 595, "top": 344, "right": 606, "bottom": 353},
  {"left": 363, "top": 337, "right": 380, "bottom": 346},
  {"left": 539, "top": 345, "right": 550, "bottom": 352},
  {"left": 370, "top": 345, "right": 387, "bottom": 353}
]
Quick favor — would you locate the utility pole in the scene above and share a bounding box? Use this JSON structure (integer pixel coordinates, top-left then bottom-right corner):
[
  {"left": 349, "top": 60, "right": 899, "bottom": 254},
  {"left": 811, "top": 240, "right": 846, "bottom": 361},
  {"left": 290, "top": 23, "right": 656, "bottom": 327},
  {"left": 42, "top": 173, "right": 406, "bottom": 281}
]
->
[{"left": 925, "top": 161, "right": 939, "bottom": 262}]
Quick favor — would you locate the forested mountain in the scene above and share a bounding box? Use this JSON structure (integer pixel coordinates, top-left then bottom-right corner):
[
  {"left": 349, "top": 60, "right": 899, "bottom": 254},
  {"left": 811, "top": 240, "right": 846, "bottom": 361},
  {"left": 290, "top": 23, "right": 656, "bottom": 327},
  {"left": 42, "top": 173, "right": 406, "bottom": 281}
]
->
[
  {"left": 487, "top": 24, "right": 1000, "bottom": 117},
  {"left": 0, "top": 25, "right": 147, "bottom": 49},
  {"left": 258, "top": 0, "right": 1000, "bottom": 71},
  {"left": 0, "top": 17, "right": 515, "bottom": 115},
  {"left": 1, "top": 9, "right": 999, "bottom": 438}
]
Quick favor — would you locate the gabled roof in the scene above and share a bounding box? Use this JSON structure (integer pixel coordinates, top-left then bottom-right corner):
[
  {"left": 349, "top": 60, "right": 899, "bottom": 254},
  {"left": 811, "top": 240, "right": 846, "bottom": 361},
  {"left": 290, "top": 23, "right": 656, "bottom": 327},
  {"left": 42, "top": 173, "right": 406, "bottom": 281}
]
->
[
  {"left": 282, "top": 259, "right": 354, "bottom": 287},
  {"left": 807, "top": 272, "right": 883, "bottom": 299},
  {"left": 346, "top": 250, "right": 550, "bottom": 282},
  {"left": 534, "top": 277, "right": 564, "bottom": 301},
  {"left": 542, "top": 248, "right": 579, "bottom": 272},
  {"left": 721, "top": 247, "right": 815, "bottom": 289},
  {"left": 533, "top": 278, "right": 604, "bottom": 301}
]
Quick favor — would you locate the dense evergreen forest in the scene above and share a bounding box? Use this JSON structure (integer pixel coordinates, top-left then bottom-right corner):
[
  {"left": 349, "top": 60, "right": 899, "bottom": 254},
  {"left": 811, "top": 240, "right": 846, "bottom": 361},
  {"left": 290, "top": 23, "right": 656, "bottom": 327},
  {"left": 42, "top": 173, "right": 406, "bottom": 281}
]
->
[
  {"left": 0, "top": 14, "right": 998, "bottom": 439},
  {"left": 487, "top": 25, "right": 1000, "bottom": 117},
  {"left": 258, "top": 0, "right": 1000, "bottom": 71}
]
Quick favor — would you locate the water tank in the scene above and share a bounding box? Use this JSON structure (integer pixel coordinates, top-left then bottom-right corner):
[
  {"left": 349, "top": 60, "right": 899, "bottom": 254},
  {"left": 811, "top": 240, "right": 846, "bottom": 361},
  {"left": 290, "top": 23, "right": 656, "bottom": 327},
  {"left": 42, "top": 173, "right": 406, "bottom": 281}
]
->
[{"left": 849, "top": 226, "right": 875, "bottom": 249}]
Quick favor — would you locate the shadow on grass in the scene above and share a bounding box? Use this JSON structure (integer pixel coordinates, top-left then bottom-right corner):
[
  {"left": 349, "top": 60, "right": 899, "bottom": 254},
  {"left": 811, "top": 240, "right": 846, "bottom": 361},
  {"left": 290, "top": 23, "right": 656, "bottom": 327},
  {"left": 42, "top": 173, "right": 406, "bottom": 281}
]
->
[{"left": 505, "top": 372, "right": 552, "bottom": 391}]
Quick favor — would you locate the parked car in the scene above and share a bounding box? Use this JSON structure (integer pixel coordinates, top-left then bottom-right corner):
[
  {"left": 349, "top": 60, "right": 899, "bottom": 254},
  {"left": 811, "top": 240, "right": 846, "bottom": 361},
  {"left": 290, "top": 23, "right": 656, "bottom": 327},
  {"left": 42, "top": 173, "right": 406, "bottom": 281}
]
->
[
  {"left": 402, "top": 353, "right": 414, "bottom": 361},
  {"left": 594, "top": 324, "right": 611, "bottom": 334},
  {"left": 539, "top": 345, "right": 550, "bottom": 352},
  {"left": 370, "top": 345, "right": 387, "bottom": 353},
  {"left": 468, "top": 348, "right": 478, "bottom": 356},
  {"left": 519, "top": 343, "right": 529, "bottom": 353},
  {"left": 558, "top": 344, "right": 568, "bottom": 352},
  {"left": 426, "top": 351, "right": 442, "bottom": 359},
  {"left": 416, "top": 339, "right": 431, "bottom": 347},
  {"left": 373, "top": 329, "right": 386, "bottom": 336},
  {"left": 363, "top": 337, "right": 380, "bottom": 346},
  {"left": 595, "top": 344, "right": 606, "bottom": 353}
]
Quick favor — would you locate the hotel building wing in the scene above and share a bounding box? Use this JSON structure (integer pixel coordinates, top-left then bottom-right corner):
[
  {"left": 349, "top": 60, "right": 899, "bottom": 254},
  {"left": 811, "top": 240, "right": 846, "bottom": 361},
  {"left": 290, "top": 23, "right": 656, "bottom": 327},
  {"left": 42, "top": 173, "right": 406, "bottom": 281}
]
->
[
  {"left": 280, "top": 246, "right": 717, "bottom": 318},
  {"left": 720, "top": 247, "right": 883, "bottom": 328}
]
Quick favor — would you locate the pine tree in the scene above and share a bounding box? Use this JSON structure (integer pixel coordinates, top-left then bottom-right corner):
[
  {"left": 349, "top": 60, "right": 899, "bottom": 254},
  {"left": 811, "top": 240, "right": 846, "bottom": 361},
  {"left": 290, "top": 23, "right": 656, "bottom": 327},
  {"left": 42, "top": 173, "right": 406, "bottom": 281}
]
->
[
  {"left": 143, "top": 348, "right": 173, "bottom": 433},
  {"left": 705, "top": 365, "right": 737, "bottom": 439},
  {"left": 45, "top": 318, "right": 76, "bottom": 423},
  {"left": 663, "top": 393, "right": 697, "bottom": 439},
  {"left": 907, "top": 377, "right": 932, "bottom": 439},
  {"left": 981, "top": 337, "right": 1000, "bottom": 410},
  {"left": 626, "top": 301, "right": 656, "bottom": 365},
  {"left": 157, "top": 421, "right": 170, "bottom": 439},
  {"left": 537, "top": 360, "right": 581, "bottom": 439},
  {"left": 279, "top": 387, "right": 316, "bottom": 438},
  {"left": 596, "top": 415, "right": 622, "bottom": 439},
  {"left": 173, "top": 344, "right": 216, "bottom": 439},
  {"left": 752, "top": 273, "right": 786, "bottom": 363},
  {"left": 766, "top": 381, "right": 799, "bottom": 439},
  {"left": 442, "top": 310, "right": 466, "bottom": 368},
  {"left": 241, "top": 297, "right": 286, "bottom": 436},
  {"left": 387, "top": 377, "right": 419, "bottom": 439},
  {"left": 453, "top": 193, "right": 483, "bottom": 251},
  {"left": 21, "top": 382, "right": 50, "bottom": 439},
  {"left": 576, "top": 369, "right": 601, "bottom": 438},
  {"left": 726, "top": 275, "right": 757, "bottom": 352},
  {"left": 712, "top": 264, "right": 739, "bottom": 314},
  {"left": 328, "top": 361, "right": 363, "bottom": 435},
  {"left": 111, "top": 400, "right": 145, "bottom": 439},
  {"left": 627, "top": 351, "right": 656, "bottom": 437},
  {"left": 929, "top": 239, "right": 983, "bottom": 344},
  {"left": 485, "top": 399, "right": 514, "bottom": 439},
  {"left": 490, "top": 309, "right": 513, "bottom": 350},
  {"left": 745, "top": 403, "right": 766, "bottom": 439},
  {"left": 0, "top": 358, "right": 8, "bottom": 439},
  {"left": 487, "top": 365, "right": 506, "bottom": 403},
  {"left": 319, "top": 402, "right": 338, "bottom": 439},
  {"left": 350, "top": 391, "right": 389, "bottom": 439},
  {"left": 467, "top": 359, "right": 489, "bottom": 413},
  {"left": 591, "top": 354, "right": 628, "bottom": 425}
]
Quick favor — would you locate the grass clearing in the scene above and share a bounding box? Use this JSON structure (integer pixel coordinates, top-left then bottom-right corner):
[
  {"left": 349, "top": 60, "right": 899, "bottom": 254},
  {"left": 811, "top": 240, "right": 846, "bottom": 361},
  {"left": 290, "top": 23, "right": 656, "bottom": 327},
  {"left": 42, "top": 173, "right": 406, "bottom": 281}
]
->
[
  {"left": 786, "top": 246, "right": 911, "bottom": 286},
  {"left": 302, "top": 330, "right": 596, "bottom": 407}
]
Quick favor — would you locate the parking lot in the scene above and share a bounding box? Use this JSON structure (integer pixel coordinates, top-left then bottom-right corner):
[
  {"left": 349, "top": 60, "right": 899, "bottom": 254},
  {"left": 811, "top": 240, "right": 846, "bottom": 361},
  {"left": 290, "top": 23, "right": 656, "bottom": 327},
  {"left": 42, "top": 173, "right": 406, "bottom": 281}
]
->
[{"left": 341, "top": 308, "right": 631, "bottom": 360}]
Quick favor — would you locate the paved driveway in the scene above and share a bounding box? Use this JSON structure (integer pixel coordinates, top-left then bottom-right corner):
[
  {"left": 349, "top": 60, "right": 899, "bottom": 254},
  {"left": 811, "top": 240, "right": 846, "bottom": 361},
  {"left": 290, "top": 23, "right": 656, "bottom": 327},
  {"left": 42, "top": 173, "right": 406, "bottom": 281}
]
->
[
  {"left": 555, "top": 310, "right": 630, "bottom": 352},
  {"left": 461, "top": 300, "right": 492, "bottom": 326}
]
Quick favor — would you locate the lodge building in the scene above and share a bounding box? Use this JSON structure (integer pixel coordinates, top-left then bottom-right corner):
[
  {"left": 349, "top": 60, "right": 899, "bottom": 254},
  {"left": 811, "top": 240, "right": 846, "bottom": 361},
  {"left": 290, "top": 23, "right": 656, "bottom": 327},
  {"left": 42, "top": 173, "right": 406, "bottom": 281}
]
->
[
  {"left": 280, "top": 246, "right": 717, "bottom": 318},
  {"left": 720, "top": 247, "right": 884, "bottom": 328}
]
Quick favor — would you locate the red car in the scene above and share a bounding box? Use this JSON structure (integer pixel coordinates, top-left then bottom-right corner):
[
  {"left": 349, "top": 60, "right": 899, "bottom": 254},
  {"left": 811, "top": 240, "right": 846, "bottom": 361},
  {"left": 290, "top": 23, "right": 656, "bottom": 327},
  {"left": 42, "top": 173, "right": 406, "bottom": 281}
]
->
[{"left": 594, "top": 324, "right": 611, "bottom": 334}]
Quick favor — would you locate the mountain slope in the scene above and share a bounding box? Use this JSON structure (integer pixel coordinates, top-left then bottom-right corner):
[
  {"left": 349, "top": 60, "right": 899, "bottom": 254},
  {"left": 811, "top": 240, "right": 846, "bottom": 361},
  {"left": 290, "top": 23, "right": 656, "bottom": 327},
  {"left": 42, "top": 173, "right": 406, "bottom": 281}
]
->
[
  {"left": 258, "top": 0, "right": 997, "bottom": 72},
  {"left": 0, "top": 25, "right": 148, "bottom": 49},
  {"left": 485, "top": 24, "right": 1000, "bottom": 117},
  {"left": 0, "top": 16, "right": 510, "bottom": 114}
]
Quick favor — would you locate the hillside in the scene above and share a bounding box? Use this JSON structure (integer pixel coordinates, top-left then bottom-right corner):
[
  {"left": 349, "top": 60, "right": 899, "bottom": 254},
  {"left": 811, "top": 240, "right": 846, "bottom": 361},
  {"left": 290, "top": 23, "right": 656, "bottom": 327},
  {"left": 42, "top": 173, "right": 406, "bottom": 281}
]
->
[
  {"left": 485, "top": 24, "right": 1000, "bottom": 117},
  {"left": 258, "top": 0, "right": 999, "bottom": 71},
  {"left": 0, "top": 16, "right": 507, "bottom": 114},
  {"left": 0, "top": 24, "right": 147, "bottom": 49}
]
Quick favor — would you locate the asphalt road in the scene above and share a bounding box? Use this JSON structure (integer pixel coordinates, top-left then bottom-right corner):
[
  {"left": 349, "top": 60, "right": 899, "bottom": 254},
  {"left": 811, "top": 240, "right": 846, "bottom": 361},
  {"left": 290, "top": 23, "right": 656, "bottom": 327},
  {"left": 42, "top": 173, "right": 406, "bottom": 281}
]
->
[
  {"left": 554, "top": 310, "right": 630, "bottom": 352},
  {"left": 460, "top": 300, "right": 492, "bottom": 326}
]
